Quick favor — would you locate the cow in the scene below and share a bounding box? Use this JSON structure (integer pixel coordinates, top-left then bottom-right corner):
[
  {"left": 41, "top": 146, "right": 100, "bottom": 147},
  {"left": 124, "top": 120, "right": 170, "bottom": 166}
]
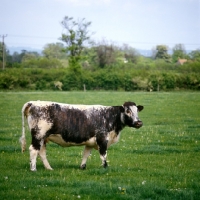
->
[{"left": 20, "top": 101, "right": 144, "bottom": 171}]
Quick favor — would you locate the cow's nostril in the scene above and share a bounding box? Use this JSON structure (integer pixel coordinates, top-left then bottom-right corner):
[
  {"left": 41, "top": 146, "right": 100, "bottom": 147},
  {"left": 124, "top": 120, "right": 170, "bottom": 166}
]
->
[{"left": 136, "top": 121, "right": 143, "bottom": 127}]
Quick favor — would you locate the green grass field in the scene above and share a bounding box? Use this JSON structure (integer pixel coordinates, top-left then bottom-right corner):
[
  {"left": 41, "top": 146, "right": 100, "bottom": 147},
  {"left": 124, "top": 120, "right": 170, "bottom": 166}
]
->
[{"left": 0, "top": 91, "right": 200, "bottom": 200}]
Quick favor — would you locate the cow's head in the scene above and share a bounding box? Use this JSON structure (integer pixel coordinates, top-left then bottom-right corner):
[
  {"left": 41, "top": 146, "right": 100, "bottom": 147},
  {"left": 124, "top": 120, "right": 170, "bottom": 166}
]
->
[{"left": 121, "top": 102, "right": 144, "bottom": 129}]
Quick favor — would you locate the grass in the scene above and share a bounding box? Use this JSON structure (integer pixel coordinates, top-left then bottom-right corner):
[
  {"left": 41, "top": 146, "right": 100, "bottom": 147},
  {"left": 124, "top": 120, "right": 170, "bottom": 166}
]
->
[{"left": 0, "top": 91, "right": 200, "bottom": 199}]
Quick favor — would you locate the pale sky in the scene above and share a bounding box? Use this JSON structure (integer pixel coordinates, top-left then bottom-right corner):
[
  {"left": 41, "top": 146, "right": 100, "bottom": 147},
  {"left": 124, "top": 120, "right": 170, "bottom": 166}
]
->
[{"left": 0, "top": 0, "right": 199, "bottom": 51}]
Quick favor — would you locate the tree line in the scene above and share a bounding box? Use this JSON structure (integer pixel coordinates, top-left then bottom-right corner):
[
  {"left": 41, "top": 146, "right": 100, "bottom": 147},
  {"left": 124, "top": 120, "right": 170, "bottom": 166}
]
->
[
  {"left": 0, "top": 16, "right": 200, "bottom": 91},
  {"left": 1, "top": 41, "right": 200, "bottom": 70}
]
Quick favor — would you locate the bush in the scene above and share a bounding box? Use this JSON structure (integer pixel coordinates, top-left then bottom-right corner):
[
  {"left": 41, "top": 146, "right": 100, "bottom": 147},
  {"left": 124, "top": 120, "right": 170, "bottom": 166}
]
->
[
  {"left": 36, "top": 80, "right": 47, "bottom": 90},
  {"left": 0, "top": 62, "right": 200, "bottom": 91}
]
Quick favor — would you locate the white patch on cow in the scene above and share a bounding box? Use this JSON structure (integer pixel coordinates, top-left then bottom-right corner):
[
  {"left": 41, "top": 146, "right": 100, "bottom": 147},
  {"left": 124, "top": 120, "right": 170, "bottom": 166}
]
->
[
  {"left": 29, "top": 100, "right": 53, "bottom": 107},
  {"left": 121, "top": 113, "right": 125, "bottom": 124},
  {"left": 48, "top": 134, "right": 71, "bottom": 147},
  {"left": 37, "top": 119, "right": 52, "bottom": 139},
  {"left": 130, "top": 106, "right": 139, "bottom": 121},
  {"left": 48, "top": 134, "right": 98, "bottom": 149},
  {"left": 69, "top": 104, "right": 107, "bottom": 111},
  {"left": 29, "top": 145, "right": 38, "bottom": 171},
  {"left": 27, "top": 115, "right": 52, "bottom": 139},
  {"left": 107, "top": 131, "right": 121, "bottom": 147},
  {"left": 84, "top": 137, "right": 98, "bottom": 149},
  {"left": 100, "top": 151, "right": 107, "bottom": 165}
]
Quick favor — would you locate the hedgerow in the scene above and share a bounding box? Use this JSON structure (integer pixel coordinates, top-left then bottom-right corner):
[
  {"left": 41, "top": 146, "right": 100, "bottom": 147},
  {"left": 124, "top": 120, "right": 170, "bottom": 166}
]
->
[{"left": 0, "top": 63, "right": 200, "bottom": 91}]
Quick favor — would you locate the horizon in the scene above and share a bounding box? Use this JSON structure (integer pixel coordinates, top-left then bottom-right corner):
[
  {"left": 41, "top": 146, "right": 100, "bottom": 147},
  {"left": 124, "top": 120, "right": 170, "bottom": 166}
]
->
[{"left": 7, "top": 44, "right": 194, "bottom": 58}]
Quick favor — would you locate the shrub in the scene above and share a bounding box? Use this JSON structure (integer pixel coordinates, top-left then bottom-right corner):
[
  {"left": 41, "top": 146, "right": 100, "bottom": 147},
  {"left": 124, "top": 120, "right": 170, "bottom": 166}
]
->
[{"left": 0, "top": 63, "right": 200, "bottom": 91}]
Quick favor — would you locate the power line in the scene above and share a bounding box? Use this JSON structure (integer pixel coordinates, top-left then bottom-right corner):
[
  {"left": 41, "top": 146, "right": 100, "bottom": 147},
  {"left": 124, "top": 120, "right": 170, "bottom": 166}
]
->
[
  {"left": 6, "top": 34, "right": 200, "bottom": 46},
  {"left": 0, "top": 34, "right": 7, "bottom": 70},
  {"left": 3, "top": 34, "right": 200, "bottom": 52},
  {"left": 8, "top": 34, "right": 58, "bottom": 40}
]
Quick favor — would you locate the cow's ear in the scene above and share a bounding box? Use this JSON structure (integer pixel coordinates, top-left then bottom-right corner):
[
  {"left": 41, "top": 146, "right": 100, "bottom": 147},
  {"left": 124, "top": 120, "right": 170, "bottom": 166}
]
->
[
  {"left": 137, "top": 105, "right": 144, "bottom": 112},
  {"left": 120, "top": 106, "right": 125, "bottom": 112}
]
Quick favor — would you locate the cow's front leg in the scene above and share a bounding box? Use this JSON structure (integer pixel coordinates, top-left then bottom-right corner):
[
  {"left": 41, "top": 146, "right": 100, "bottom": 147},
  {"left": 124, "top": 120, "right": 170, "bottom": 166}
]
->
[
  {"left": 29, "top": 145, "right": 39, "bottom": 171},
  {"left": 39, "top": 143, "right": 53, "bottom": 170},
  {"left": 100, "top": 151, "right": 108, "bottom": 168},
  {"left": 97, "top": 138, "right": 108, "bottom": 168},
  {"left": 80, "top": 146, "right": 92, "bottom": 170}
]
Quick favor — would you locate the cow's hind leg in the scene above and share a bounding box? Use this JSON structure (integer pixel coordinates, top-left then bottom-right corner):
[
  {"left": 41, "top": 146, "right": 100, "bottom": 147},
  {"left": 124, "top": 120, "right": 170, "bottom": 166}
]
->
[
  {"left": 80, "top": 146, "right": 92, "bottom": 170},
  {"left": 29, "top": 127, "right": 47, "bottom": 171},
  {"left": 29, "top": 144, "right": 39, "bottom": 171},
  {"left": 39, "top": 143, "right": 53, "bottom": 170}
]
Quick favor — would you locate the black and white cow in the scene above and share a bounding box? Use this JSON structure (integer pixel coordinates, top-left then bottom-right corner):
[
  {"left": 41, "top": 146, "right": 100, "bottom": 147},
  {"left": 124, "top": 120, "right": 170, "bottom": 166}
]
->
[{"left": 20, "top": 101, "right": 144, "bottom": 171}]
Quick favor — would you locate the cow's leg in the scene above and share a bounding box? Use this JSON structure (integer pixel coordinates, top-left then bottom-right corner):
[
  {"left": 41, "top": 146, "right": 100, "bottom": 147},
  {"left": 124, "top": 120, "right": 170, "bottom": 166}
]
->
[
  {"left": 29, "top": 127, "right": 44, "bottom": 171},
  {"left": 100, "top": 151, "right": 108, "bottom": 168},
  {"left": 39, "top": 143, "right": 53, "bottom": 170},
  {"left": 29, "top": 144, "right": 39, "bottom": 171},
  {"left": 80, "top": 146, "right": 92, "bottom": 170},
  {"left": 97, "top": 138, "right": 108, "bottom": 168}
]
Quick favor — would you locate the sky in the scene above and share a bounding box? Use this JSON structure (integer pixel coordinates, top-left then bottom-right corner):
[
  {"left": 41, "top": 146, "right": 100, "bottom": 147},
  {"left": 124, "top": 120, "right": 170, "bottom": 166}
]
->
[{"left": 0, "top": 0, "right": 200, "bottom": 52}]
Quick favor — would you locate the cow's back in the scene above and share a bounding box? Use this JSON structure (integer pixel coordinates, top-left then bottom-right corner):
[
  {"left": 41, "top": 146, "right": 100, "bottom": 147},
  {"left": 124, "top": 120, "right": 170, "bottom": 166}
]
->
[{"left": 25, "top": 101, "right": 108, "bottom": 143}]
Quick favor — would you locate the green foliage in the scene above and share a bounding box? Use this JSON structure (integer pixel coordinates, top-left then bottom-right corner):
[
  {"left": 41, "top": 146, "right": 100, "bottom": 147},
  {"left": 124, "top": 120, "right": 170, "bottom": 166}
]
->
[
  {"left": 21, "top": 57, "right": 63, "bottom": 68},
  {"left": 172, "top": 44, "right": 187, "bottom": 63},
  {"left": 189, "top": 49, "right": 200, "bottom": 62},
  {"left": 155, "top": 45, "right": 171, "bottom": 62},
  {"left": 0, "top": 92, "right": 200, "bottom": 199},
  {"left": 60, "top": 16, "right": 92, "bottom": 71},
  {"left": 42, "top": 43, "right": 67, "bottom": 59},
  {"left": 92, "top": 41, "right": 119, "bottom": 68},
  {"left": 0, "top": 61, "right": 200, "bottom": 91}
]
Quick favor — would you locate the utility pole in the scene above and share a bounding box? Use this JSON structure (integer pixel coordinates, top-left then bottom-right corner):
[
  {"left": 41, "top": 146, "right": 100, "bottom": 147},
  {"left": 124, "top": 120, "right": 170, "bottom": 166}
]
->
[{"left": 1, "top": 34, "right": 7, "bottom": 70}]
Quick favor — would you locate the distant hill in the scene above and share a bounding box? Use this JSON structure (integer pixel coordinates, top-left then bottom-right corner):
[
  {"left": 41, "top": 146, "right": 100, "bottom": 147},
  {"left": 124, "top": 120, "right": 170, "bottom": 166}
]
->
[
  {"left": 8, "top": 46, "right": 153, "bottom": 57},
  {"left": 7, "top": 46, "right": 192, "bottom": 57},
  {"left": 7, "top": 46, "right": 42, "bottom": 55}
]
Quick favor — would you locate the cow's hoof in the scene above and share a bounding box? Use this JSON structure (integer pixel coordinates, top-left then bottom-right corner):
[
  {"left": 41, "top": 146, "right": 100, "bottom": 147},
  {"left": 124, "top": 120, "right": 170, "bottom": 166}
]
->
[
  {"left": 80, "top": 164, "right": 86, "bottom": 170},
  {"left": 30, "top": 168, "right": 37, "bottom": 172},
  {"left": 46, "top": 167, "right": 53, "bottom": 170},
  {"left": 103, "top": 161, "right": 108, "bottom": 168}
]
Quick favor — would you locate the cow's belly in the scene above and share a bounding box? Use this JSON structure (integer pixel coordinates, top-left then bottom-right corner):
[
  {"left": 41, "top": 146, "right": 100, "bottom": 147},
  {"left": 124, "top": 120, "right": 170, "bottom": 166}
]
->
[
  {"left": 48, "top": 134, "right": 98, "bottom": 148},
  {"left": 107, "top": 131, "right": 120, "bottom": 147},
  {"left": 47, "top": 131, "right": 120, "bottom": 149}
]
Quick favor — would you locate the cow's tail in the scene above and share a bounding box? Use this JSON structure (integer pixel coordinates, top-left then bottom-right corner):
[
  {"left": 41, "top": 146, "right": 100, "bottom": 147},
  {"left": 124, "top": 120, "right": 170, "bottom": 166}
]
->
[{"left": 20, "top": 102, "right": 31, "bottom": 153}]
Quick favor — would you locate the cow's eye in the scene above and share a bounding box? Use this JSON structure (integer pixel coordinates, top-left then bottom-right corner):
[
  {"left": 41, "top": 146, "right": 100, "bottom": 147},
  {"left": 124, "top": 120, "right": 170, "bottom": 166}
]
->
[{"left": 126, "top": 110, "right": 131, "bottom": 114}]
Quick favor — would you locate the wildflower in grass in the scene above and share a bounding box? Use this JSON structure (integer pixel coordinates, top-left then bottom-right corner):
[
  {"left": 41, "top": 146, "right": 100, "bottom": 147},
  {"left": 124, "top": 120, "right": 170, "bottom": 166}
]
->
[
  {"left": 142, "top": 180, "right": 146, "bottom": 185},
  {"left": 118, "top": 187, "right": 126, "bottom": 194},
  {"left": 121, "top": 188, "right": 126, "bottom": 194},
  {"left": 77, "top": 195, "right": 81, "bottom": 198}
]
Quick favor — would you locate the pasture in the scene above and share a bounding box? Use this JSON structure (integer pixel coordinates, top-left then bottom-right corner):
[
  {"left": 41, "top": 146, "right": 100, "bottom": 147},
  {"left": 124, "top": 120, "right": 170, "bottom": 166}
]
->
[{"left": 0, "top": 91, "right": 200, "bottom": 200}]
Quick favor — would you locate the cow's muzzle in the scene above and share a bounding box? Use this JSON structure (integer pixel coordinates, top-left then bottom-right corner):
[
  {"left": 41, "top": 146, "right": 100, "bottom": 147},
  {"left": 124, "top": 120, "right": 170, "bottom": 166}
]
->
[{"left": 133, "top": 121, "right": 143, "bottom": 129}]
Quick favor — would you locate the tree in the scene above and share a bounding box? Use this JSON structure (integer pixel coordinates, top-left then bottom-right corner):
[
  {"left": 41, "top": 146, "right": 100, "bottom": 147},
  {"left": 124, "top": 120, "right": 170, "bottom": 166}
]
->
[
  {"left": 93, "top": 40, "right": 118, "bottom": 68},
  {"left": 12, "top": 52, "right": 22, "bottom": 63},
  {"left": 172, "top": 44, "right": 187, "bottom": 63},
  {"left": 121, "top": 44, "right": 139, "bottom": 64},
  {"left": 189, "top": 49, "right": 200, "bottom": 62},
  {"left": 60, "top": 16, "right": 92, "bottom": 71},
  {"left": 154, "top": 45, "right": 171, "bottom": 62},
  {"left": 22, "top": 52, "right": 40, "bottom": 63},
  {"left": 42, "top": 43, "right": 66, "bottom": 59}
]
